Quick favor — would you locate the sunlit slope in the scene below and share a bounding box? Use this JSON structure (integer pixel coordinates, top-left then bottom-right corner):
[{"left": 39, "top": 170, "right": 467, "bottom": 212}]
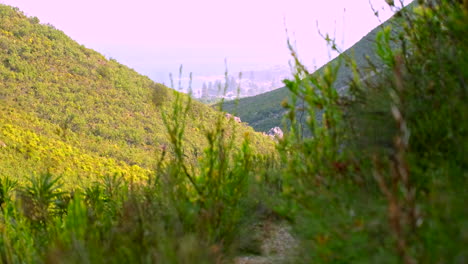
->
[
  {"left": 221, "top": 12, "right": 404, "bottom": 132},
  {"left": 0, "top": 5, "right": 274, "bottom": 185}
]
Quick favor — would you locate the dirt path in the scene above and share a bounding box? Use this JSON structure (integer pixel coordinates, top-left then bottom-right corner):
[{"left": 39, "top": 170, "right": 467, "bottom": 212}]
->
[{"left": 234, "top": 221, "right": 297, "bottom": 264}]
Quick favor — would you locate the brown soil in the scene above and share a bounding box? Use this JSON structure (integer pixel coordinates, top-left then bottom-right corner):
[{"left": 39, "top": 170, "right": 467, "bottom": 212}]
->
[{"left": 234, "top": 221, "right": 297, "bottom": 264}]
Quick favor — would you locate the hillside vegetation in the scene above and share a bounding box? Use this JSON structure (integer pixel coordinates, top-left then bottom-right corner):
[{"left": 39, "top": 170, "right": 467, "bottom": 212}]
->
[
  {"left": 0, "top": 1, "right": 467, "bottom": 263},
  {"left": 0, "top": 4, "right": 274, "bottom": 186}
]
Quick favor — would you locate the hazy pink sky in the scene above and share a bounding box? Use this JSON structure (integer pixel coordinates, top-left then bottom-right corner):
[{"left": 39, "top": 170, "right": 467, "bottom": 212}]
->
[{"left": 0, "top": 0, "right": 411, "bottom": 84}]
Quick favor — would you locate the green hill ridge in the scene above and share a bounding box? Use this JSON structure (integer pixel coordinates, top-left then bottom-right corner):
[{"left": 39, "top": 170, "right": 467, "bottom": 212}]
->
[{"left": 0, "top": 4, "right": 273, "bottom": 186}]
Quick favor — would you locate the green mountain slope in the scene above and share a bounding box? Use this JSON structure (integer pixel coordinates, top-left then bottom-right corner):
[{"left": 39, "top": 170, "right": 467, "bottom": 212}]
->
[
  {"left": 221, "top": 11, "right": 404, "bottom": 132},
  {"left": 0, "top": 5, "right": 273, "bottom": 186}
]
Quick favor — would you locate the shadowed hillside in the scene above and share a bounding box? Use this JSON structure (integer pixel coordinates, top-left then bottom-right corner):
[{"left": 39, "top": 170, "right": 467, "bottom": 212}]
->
[{"left": 221, "top": 10, "right": 404, "bottom": 133}]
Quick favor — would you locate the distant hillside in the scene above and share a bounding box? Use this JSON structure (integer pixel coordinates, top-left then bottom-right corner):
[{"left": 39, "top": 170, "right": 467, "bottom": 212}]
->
[
  {"left": 0, "top": 5, "right": 274, "bottom": 186},
  {"left": 219, "top": 88, "right": 290, "bottom": 132},
  {"left": 221, "top": 10, "right": 404, "bottom": 133}
]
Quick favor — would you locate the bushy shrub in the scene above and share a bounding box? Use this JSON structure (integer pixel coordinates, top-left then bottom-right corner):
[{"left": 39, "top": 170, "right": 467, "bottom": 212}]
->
[{"left": 278, "top": 1, "right": 468, "bottom": 263}]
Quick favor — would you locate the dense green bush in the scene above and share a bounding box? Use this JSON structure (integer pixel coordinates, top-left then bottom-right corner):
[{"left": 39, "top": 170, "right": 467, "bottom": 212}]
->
[{"left": 277, "top": 1, "right": 468, "bottom": 263}]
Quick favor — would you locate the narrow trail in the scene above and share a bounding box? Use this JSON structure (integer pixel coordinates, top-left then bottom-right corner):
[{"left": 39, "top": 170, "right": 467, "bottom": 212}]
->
[{"left": 234, "top": 221, "right": 298, "bottom": 264}]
